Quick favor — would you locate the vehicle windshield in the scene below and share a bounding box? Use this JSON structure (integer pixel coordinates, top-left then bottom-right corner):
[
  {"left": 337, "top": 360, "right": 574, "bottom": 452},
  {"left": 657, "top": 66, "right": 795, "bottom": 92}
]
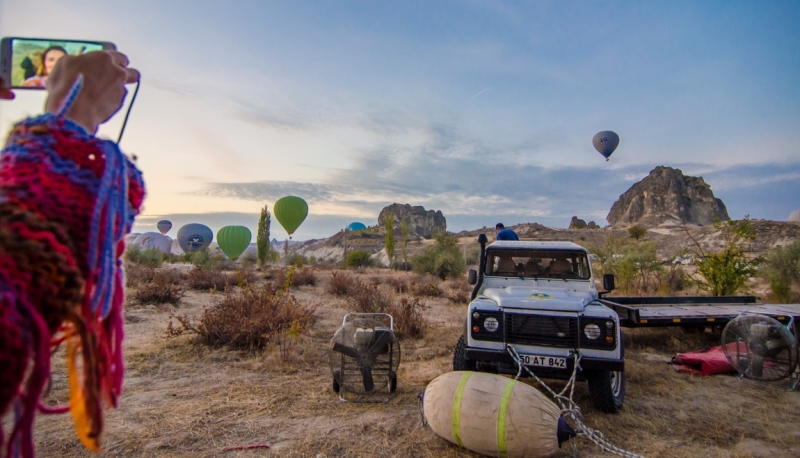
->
[{"left": 485, "top": 249, "right": 591, "bottom": 279}]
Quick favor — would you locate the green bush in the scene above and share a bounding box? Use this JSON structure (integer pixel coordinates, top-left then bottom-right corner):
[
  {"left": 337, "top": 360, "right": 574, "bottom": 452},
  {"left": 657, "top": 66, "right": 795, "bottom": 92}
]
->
[
  {"left": 465, "top": 246, "right": 481, "bottom": 265},
  {"left": 761, "top": 242, "right": 800, "bottom": 303},
  {"left": 241, "top": 251, "right": 258, "bottom": 266},
  {"left": 286, "top": 253, "right": 307, "bottom": 267},
  {"left": 191, "top": 248, "right": 211, "bottom": 268},
  {"left": 628, "top": 225, "right": 647, "bottom": 241},
  {"left": 412, "top": 232, "right": 465, "bottom": 280},
  {"left": 345, "top": 250, "right": 372, "bottom": 268},
  {"left": 124, "top": 246, "right": 165, "bottom": 268},
  {"left": 694, "top": 217, "right": 760, "bottom": 296}
]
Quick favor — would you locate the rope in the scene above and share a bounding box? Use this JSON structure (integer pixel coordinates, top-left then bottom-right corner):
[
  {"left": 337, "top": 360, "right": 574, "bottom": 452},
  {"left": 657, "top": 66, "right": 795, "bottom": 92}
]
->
[{"left": 505, "top": 345, "right": 644, "bottom": 458}]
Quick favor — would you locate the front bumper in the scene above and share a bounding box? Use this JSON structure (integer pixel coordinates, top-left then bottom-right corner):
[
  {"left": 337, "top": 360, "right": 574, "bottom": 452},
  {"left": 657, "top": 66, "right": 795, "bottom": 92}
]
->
[{"left": 465, "top": 347, "right": 625, "bottom": 372}]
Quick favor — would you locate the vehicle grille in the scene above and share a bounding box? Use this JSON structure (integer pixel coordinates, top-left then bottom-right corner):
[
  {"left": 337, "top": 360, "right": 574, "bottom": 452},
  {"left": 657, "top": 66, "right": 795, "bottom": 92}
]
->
[{"left": 504, "top": 313, "right": 579, "bottom": 348}]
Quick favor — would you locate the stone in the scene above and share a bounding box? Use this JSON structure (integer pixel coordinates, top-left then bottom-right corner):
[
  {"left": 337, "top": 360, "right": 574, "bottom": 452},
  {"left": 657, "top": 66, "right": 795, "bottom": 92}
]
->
[
  {"left": 378, "top": 203, "right": 446, "bottom": 239},
  {"left": 607, "top": 166, "right": 729, "bottom": 227},
  {"left": 569, "top": 216, "right": 587, "bottom": 229}
]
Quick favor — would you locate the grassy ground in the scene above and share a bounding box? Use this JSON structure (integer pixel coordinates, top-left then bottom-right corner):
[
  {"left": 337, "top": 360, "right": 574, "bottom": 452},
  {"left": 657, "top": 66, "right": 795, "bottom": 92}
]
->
[{"left": 21, "top": 266, "right": 800, "bottom": 457}]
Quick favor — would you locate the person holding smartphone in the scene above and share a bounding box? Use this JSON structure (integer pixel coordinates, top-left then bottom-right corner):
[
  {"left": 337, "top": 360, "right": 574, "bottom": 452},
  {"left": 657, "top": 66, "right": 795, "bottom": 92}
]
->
[{"left": 0, "top": 50, "right": 143, "bottom": 457}]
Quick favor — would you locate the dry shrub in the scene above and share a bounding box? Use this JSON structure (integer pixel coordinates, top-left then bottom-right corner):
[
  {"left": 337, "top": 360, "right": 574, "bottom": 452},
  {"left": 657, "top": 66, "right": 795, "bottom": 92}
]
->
[
  {"left": 386, "top": 276, "right": 410, "bottom": 293},
  {"left": 125, "top": 263, "right": 158, "bottom": 288},
  {"left": 327, "top": 272, "right": 359, "bottom": 296},
  {"left": 445, "top": 279, "right": 471, "bottom": 304},
  {"left": 129, "top": 272, "right": 185, "bottom": 305},
  {"left": 410, "top": 276, "right": 442, "bottom": 297},
  {"left": 168, "top": 286, "right": 316, "bottom": 351},
  {"left": 274, "top": 267, "right": 316, "bottom": 289},
  {"left": 346, "top": 281, "right": 427, "bottom": 338},
  {"left": 390, "top": 296, "right": 427, "bottom": 338},
  {"left": 187, "top": 268, "right": 234, "bottom": 291}
]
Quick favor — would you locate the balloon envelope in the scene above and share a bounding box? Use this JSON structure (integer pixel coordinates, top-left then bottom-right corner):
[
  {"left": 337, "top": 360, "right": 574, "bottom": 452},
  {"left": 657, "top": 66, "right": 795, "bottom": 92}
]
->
[
  {"left": 133, "top": 232, "right": 172, "bottom": 254},
  {"left": 592, "top": 131, "right": 620, "bottom": 161},
  {"left": 157, "top": 220, "right": 172, "bottom": 235},
  {"left": 347, "top": 222, "right": 366, "bottom": 231},
  {"left": 176, "top": 223, "right": 213, "bottom": 253},
  {"left": 217, "top": 226, "right": 252, "bottom": 260},
  {"left": 274, "top": 196, "right": 308, "bottom": 236}
]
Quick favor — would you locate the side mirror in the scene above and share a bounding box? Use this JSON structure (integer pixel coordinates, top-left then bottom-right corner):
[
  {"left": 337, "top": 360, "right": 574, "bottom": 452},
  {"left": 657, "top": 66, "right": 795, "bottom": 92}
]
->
[
  {"left": 603, "top": 274, "right": 615, "bottom": 291},
  {"left": 468, "top": 269, "right": 477, "bottom": 285}
]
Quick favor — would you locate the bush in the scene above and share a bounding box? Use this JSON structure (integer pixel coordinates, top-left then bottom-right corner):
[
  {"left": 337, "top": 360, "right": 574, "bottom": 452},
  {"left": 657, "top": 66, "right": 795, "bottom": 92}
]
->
[
  {"left": 124, "top": 246, "right": 165, "bottom": 268},
  {"left": 412, "top": 232, "right": 466, "bottom": 280},
  {"left": 693, "top": 217, "right": 760, "bottom": 296},
  {"left": 327, "top": 272, "right": 359, "bottom": 296},
  {"left": 348, "top": 282, "right": 394, "bottom": 314},
  {"left": 286, "top": 253, "right": 307, "bottom": 267},
  {"left": 465, "top": 246, "right": 481, "bottom": 265},
  {"left": 410, "top": 276, "right": 442, "bottom": 297},
  {"left": 275, "top": 267, "right": 316, "bottom": 288},
  {"left": 186, "top": 268, "right": 235, "bottom": 291},
  {"left": 125, "top": 263, "right": 158, "bottom": 288},
  {"left": 590, "top": 238, "right": 663, "bottom": 295},
  {"left": 386, "top": 276, "right": 410, "bottom": 293},
  {"left": 657, "top": 265, "right": 688, "bottom": 295},
  {"left": 345, "top": 250, "right": 372, "bottom": 268},
  {"left": 628, "top": 225, "right": 647, "bottom": 241},
  {"left": 761, "top": 242, "right": 800, "bottom": 303},
  {"left": 241, "top": 251, "right": 258, "bottom": 266},
  {"left": 191, "top": 248, "right": 211, "bottom": 268},
  {"left": 168, "top": 285, "right": 317, "bottom": 351},
  {"left": 444, "top": 279, "right": 472, "bottom": 304},
  {"left": 391, "top": 297, "right": 427, "bottom": 338},
  {"left": 129, "top": 271, "right": 186, "bottom": 305}
]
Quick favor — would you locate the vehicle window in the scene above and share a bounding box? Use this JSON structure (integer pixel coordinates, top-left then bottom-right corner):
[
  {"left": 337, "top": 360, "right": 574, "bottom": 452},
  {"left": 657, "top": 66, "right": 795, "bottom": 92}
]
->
[{"left": 485, "top": 250, "right": 591, "bottom": 279}]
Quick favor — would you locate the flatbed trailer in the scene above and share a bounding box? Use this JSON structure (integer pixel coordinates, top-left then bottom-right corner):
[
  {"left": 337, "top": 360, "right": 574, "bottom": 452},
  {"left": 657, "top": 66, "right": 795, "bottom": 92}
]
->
[{"left": 601, "top": 296, "right": 800, "bottom": 330}]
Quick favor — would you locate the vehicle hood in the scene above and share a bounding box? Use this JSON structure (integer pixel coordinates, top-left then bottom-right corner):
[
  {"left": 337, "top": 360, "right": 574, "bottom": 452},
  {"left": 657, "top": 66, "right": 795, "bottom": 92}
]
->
[{"left": 481, "top": 287, "right": 593, "bottom": 312}]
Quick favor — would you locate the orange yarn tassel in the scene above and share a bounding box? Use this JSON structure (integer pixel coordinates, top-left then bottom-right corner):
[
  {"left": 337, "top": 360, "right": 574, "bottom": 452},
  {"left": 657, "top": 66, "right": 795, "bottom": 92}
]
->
[{"left": 66, "top": 337, "right": 100, "bottom": 451}]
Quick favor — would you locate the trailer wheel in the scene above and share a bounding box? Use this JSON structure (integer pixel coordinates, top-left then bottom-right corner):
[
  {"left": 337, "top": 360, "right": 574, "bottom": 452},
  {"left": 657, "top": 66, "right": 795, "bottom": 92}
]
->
[
  {"left": 453, "top": 335, "right": 476, "bottom": 371},
  {"left": 586, "top": 369, "right": 625, "bottom": 413}
]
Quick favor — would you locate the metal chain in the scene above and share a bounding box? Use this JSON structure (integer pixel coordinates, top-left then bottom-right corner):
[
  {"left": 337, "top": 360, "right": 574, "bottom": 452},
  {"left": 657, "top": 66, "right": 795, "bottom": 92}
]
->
[{"left": 506, "top": 345, "right": 644, "bottom": 458}]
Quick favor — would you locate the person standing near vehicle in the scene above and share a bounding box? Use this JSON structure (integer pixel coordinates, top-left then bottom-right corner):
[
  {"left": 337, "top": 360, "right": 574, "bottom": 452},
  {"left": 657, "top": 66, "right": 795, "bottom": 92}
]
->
[
  {"left": 0, "top": 50, "right": 143, "bottom": 457},
  {"left": 495, "top": 223, "right": 519, "bottom": 241}
]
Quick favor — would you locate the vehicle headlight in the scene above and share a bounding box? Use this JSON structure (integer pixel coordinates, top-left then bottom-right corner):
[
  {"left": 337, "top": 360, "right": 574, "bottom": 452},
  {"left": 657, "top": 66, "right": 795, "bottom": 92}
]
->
[
  {"left": 483, "top": 317, "right": 499, "bottom": 332},
  {"left": 584, "top": 323, "right": 601, "bottom": 339}
]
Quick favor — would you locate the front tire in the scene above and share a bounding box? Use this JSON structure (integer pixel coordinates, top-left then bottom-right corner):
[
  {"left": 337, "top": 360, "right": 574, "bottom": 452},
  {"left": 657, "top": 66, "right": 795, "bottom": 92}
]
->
[
  {"left": 453, "top": 334, "right": 476, "bottom": 371},
  {"left": 586, "top": 370, "right": 625, "bottom": 413}
]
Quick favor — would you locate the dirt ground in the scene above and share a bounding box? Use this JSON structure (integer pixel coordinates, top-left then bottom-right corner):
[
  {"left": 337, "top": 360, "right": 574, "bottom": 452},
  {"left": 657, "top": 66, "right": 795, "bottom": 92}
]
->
[{"left": 23, "top": 266, "right": 800, "bottom": 458}]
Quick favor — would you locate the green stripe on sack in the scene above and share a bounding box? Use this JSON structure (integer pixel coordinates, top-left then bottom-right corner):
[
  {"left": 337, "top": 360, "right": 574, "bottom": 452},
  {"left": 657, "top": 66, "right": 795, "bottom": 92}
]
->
[
  {"left": 452, "top": 372, "right": 473, "bottom": 448},
  {"left": 497, "top": 379, "right": 517, "bottom": 458}
]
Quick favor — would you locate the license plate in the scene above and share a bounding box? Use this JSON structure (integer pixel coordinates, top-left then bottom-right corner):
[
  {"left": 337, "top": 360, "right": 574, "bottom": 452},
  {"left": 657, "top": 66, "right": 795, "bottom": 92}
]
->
[{"left": 521, "top": 354, "right": 567, "bottom": 368}]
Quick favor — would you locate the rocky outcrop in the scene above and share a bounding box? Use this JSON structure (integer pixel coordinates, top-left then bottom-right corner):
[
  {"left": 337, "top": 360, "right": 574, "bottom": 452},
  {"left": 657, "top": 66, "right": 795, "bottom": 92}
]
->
[
  {"left": 607, "top": 166, "right": 729, "bottom": 227},
  {"left": 569, "top": 216, "right": 587, "bottom": 229},
  {"left": 378, "top": 203, "right": 446, "bottom": 239}
]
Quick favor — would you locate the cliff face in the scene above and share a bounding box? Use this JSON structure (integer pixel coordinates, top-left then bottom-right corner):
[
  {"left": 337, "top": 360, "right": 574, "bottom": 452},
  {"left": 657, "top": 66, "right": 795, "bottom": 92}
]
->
[
  {"left": 378, "top": 203, "right": 446, "bottom": 238},
  {"left": 607, "top": 166, "right": 729, "bottom": 227}
]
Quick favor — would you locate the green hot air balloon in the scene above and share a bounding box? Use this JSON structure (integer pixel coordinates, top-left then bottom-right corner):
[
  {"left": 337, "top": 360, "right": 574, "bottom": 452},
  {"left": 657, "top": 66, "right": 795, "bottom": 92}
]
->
[
  {"left": 274, "top": 196, "right": 308, "bottom": 239},
  {"left": 216, "top": 226, "right": 252, "bottom": 260}
]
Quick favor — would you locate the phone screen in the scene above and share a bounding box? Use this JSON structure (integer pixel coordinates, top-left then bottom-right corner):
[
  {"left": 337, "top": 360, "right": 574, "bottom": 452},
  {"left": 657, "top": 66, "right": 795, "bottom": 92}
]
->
[{"left": 8, "top": 38, "right": 106, "bottom": 88}]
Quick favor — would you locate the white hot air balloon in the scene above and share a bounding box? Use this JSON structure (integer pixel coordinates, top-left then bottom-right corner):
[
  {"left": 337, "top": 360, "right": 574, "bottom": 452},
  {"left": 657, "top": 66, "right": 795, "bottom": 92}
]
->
[{"left": 133, "top": 232, "right": 172, "bottom": 254}]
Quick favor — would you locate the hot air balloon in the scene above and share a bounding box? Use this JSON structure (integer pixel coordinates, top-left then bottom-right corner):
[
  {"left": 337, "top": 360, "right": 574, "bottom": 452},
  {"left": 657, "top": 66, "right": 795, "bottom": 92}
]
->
[
  {"left": 216, "top": 226, "right": 252, "bottom": 260},
  {"left": 157, "top": 220, "right": 172, "bottom": 235},
  {"left": 133, "top": 232, "right": 172, "bottom": 254},
  {"left": 347, "top": 222, "right": 366, "bottom": 232},
  {"left": 176, "top": 223, "right": 213, "bottom": 253},
  {"left": 274, "top": 196, "right": 308, "bottom": 239},
  {"left": 592, "top": 131, "right": 620, "bottom": 161}
]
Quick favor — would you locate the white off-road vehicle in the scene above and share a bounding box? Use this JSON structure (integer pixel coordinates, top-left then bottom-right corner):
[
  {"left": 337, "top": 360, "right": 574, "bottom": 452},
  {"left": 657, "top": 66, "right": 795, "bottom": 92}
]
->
[{"left": 454, "top": 235, "right": 625, "bottom": 413}]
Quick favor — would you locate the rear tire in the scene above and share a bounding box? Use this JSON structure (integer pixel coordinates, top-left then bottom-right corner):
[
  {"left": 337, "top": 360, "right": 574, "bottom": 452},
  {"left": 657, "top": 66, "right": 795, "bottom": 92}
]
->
[
  {"left": 586, "top": 370, "right": 625, "bottom": 413},
  {"left": 453, "top": 335, "right": 476, "bottom": 371}
]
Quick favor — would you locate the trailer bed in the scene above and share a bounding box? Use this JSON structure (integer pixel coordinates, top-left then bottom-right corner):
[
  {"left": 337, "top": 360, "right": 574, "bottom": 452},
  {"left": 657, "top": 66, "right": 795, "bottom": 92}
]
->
[{"left": 601, "top": 296, "right": 800, "bottom": 328}]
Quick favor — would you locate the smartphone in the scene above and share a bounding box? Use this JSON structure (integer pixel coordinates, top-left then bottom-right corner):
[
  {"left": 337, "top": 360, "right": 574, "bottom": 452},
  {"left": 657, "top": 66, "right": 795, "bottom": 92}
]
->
[{"left": 1, "top": 37, "right": 116, "bottom": 89}]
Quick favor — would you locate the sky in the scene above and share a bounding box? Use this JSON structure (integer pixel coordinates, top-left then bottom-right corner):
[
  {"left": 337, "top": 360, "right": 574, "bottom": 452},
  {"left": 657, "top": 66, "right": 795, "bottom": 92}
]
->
[{"left": 1, "top": 0, "right": 798, "bottom": 240}]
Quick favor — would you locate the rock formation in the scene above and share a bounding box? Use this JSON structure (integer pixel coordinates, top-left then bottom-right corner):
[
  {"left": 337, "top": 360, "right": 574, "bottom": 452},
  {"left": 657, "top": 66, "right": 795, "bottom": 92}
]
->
[
  {"left": 607, "top": 166, "right": 729, "bottom": 227},
  {"left": 569, "top": 216, "right": 587, "bottom": 229},
  {"left": 378, "top": 203, "right": 446, "bottom": 238}
]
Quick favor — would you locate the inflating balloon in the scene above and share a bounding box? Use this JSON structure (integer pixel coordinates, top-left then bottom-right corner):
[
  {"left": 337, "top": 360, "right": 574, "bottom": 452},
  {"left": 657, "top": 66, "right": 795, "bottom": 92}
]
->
[
  {"left": 592, "top": 131, "right": 619, "bottom": 161},
  {"left": 176, "top": 223, "right": 213, "bottom": 253},
  {"left": 274, "top": 196, "right": 308, "bottom": 239},
  {"left": 157, "top": 220, "right": 172, "bottom": 235},
  {"left": 133, "top": 232, "right": 172, "bottom": 254},
  {"left": 216, "top": 226, "right": 252, "bottom": 260},
  {"left": 347, "top": 222, "right": 366, "bottom": 232}
]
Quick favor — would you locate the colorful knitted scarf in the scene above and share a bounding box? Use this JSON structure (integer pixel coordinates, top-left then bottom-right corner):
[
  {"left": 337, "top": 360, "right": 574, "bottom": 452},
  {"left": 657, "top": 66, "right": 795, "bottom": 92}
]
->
[{"left": 0, "top": 86, "right": 145, "bottom": 457}]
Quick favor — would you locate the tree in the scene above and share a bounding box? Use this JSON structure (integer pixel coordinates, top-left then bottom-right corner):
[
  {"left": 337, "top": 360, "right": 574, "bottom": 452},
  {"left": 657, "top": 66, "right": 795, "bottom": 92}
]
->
[
  {"left": 761, "top": 242, "right": 800, "bottom": 303},
  {"left": 384, "top": 212, "right": 396, "bottom": 268},
  {"left": 689, "top": 217, "right": 760, "bottom": 296},
  {"left": 628, "top": 225, "right": 647, "bottom": 241},
  {"left": 412, "top": 232, "right": 466, "bottom": 280},
  {"left": 400, "top": 218, "right": 410, "bottom": 270},
  {"left": 345, "top": 250, "right": 372, "bottom": 268},
  {"left": 257, "top": 206, "right": 272, "bottom": 265}
]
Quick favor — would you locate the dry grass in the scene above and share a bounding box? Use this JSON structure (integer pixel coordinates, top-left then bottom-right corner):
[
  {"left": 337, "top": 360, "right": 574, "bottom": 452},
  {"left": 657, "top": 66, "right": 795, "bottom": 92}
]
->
[
  {"left": 128, "top": 269, "right": 186, "bottom": 305},
  {"left": 28, "top": 267, "right": 800, "bottom": 458}
]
